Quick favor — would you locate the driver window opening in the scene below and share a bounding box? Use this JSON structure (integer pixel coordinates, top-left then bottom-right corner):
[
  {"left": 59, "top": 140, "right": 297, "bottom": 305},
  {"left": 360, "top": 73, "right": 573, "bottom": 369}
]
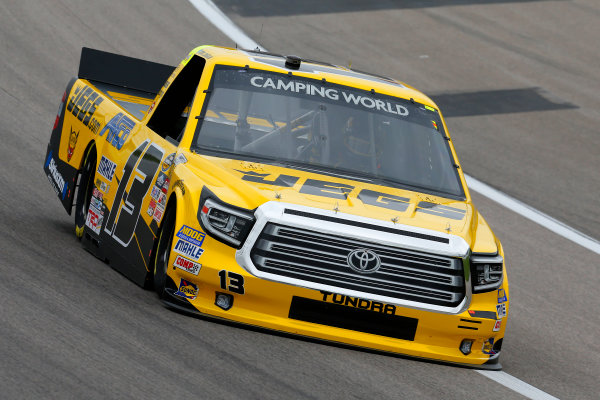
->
[{"left": 147, "top": 55, "right": 205, "bottom": 143}]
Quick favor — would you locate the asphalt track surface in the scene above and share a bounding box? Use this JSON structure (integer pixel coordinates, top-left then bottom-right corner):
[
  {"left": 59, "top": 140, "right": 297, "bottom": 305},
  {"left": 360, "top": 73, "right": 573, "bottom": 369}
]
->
[{"left": 0, "top": 0, "right": 598, "bottom": 399}]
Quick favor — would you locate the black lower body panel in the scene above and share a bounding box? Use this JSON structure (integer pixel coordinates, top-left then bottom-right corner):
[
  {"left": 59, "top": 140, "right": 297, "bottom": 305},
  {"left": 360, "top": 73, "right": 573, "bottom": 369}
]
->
[{"left": 288, "top": 296, "right": 418, "bottom": 341}]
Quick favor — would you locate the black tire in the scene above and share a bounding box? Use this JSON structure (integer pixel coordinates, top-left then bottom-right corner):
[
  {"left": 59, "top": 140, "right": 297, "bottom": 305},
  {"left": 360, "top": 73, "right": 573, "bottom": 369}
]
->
[
  {"left": 153, "top": 205, "right": 176, "bottom": 298},
  {"left": 74, "top": 146, "right": 96, "bottom": 239}
]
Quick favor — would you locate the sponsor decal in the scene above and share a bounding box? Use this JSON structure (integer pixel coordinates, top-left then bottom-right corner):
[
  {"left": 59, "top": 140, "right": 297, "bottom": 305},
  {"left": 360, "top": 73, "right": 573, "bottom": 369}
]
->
[
  {"left": 157, "top": 192, "right": 167, "bottom": 207},
  {"left": 162, "top": 177, "right": 170, "bottom": 191},
  {"left": 98, "top": 112, "right": 135, "bottom": 150},
  {"left": 156, "top": 172, "right": 168, "bottom": 188},
  {"left": 162, "top": 153, "right": 175, "bottom": 172},
  {"left": 147, "top": 199, "right": 156, "bottom": 217},
  {"left": 91, "top": 197, "right": 103, "bottom": 211},
  {"left": 95, "top": 178, "right": 109, "bottom": 193},
  {"left": 85, "top": 204, "right": 103, "bottom": 234},
  {"left": 151, "top": 186, "right": 161, "bottom": 201},
  {"left": 66, "top": 84, "right": 104, "bottom": 129},
  {"left": 234, "top": 170, "right": 466, "bottom": 221},
  {"left": 173, "top": 255, "right": 201, "bottom": 275},
  {"left": 153, "top": 204, "right": 164, "bottom": 223},
  {"left": 67, "top": 126, "right": 79, "bottom": 161},
  {"left": 497, "top": 288, "right": 508, "bottom": 303},
  {"left": 173, "top": 238, "right": 204, "bottom": 260},
  {"left": 97, "top": 156, "right": 117, "bottom": 181},
  {"left": 160, "top": 183, "right": 169, "bottom": 194},
  {"left": 92, "top": 187, "right": 102, "bottom": 200},
  {"left": 496, "top": 303, "right": 507, "bottom": 319},
  {"left": 249, "top": 76, "right": 410, "bottom": 117},
  {"left": 174, "top": 278, "right": 199, "bottom": 300},
  {"left": 176, "top": 225, "right": 206, "bottom": 247},
  {"left": 45, "top": 151, "right": 68, "bottom": 200},
  {"left": 174, "top": 153, "right": 188, "bottom": 166},
  {"left": 320, "top": 291, "right": 396, "bottom": 315},
  {"left": 493, "top": 319, "right": 502, "bottom": 332},
  {"left": 482, "top": 338, "right": 496, "bottom": 355}
]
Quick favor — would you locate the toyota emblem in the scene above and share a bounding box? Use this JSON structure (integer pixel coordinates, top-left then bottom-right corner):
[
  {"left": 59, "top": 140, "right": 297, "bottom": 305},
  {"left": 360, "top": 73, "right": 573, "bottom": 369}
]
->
[{"left": 347, "top": 249, "right": 381, "bottom": 274}]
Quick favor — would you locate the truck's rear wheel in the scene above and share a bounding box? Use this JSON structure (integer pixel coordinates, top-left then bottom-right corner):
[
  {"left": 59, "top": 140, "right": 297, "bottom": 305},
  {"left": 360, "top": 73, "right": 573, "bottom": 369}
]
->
[{"left": 74, "top": 147, "right": 96, "bottom": 239}]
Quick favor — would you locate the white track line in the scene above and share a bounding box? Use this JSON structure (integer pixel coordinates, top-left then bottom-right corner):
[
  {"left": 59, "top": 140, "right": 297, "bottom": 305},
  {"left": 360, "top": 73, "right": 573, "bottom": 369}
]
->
[
  {"left": 477, "top": 371, "right": 559, "bottom": 400},
  {"left": 187, "top": 1, "right": 574, "bottom": 398},
  {"left": 188, "top": 0, "right": 265, "bottom": 51}
]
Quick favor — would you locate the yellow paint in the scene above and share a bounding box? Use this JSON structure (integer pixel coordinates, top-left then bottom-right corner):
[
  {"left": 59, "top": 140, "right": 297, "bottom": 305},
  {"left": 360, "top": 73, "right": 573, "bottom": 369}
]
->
[{"left": 107, "top": 91, "right": 153, "bottom": 106}]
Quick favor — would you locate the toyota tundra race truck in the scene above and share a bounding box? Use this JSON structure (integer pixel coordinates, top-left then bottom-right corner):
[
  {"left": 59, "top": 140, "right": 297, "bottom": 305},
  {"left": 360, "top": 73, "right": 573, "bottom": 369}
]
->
[{"left": 43, "top": 45, "right": 508, "bottom": 369}]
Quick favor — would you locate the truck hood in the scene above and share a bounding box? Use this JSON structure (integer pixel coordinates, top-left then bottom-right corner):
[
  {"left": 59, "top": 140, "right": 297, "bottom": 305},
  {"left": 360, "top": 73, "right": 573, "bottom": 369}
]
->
[{"left": 186, "top": 154, "right": 475, "bottom": 241}]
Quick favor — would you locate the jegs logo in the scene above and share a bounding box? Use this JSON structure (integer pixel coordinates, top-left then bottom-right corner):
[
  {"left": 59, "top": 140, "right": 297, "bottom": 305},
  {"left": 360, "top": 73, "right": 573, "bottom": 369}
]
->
[
  {"left": 67, "top": 85, "right": 104, "bottom": 128},
  {"left": 67, "top": 126, "right": 79, "bottom": 161},
  {"left": 236, "top": 170, "right": 467, "bottom": 220}
]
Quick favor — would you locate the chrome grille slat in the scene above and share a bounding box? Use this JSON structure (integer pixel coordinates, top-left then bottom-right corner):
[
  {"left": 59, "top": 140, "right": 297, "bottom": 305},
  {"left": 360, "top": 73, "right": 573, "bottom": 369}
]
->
[
  {"left": 250, "top": 223, "right": 465, "bottom": 307},
  {"left": 262, "top": 259, "right": 457, "bottom": 302},
  {"left": 256, "top": 245, "right": 458, "bottom": 286},
  {"left": 268, "top": 226, "right": 456, "bottom": 270}
]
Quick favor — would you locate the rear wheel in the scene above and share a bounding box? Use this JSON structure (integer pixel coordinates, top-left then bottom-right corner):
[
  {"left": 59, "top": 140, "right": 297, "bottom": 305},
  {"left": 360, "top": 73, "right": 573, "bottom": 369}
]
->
[
  {"left": 74, "top": 147, "right": 96, "bottom": 239},
  {"left": 153, "top": 205, "right": 176, "bottom": 298}
]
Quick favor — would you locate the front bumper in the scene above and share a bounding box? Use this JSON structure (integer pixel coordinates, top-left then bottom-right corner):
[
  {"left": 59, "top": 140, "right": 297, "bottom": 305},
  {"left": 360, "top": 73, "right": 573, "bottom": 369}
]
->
[{"left": 165, "top": 201, "right": 508, "bottom": 369}]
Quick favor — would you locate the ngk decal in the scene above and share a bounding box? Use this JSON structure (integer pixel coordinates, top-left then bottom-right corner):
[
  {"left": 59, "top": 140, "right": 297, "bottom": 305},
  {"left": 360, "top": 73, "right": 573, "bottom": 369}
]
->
[{"left": 173, "top": 255, "right": 201, "bottom": 275}]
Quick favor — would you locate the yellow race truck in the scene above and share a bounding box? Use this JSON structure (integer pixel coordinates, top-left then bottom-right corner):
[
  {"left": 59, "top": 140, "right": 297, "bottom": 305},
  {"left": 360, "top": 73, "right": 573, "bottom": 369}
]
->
[{"left": 43, "top": 46, "right": 508, "bottom": 369}]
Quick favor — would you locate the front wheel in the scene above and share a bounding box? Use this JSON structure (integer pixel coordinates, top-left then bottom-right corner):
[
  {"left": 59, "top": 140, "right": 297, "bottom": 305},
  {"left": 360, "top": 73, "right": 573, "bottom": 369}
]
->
[
  {"left": 74, "top": 147, "right": 96, "bottom": 239},
  {"left": 153, "top": 205, "right": 176, "bottom": 298}
]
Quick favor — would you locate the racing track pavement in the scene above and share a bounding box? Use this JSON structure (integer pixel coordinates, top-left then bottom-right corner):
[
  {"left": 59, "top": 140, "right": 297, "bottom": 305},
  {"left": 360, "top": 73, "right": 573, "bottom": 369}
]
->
[{"left": 0, "top": 0, "right": 598, "bottom": 399}]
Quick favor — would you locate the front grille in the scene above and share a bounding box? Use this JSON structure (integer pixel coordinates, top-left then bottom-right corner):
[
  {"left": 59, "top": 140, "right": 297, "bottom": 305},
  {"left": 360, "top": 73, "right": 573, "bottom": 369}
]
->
[{"left": 250, "top": 223, "right": 465, "bottom": 307}]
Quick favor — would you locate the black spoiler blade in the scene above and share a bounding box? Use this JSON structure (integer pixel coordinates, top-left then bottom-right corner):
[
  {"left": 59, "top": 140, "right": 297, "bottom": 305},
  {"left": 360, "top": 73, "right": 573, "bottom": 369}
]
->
[{"left": 78, "top": 47, "right": 175, "bottom": 94}]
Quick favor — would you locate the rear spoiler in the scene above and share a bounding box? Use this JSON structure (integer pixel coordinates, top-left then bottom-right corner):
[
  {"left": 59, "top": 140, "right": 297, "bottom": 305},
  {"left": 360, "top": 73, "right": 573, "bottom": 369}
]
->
[{"left": 78, "top": 47, "right": 175, "bottom": 94}]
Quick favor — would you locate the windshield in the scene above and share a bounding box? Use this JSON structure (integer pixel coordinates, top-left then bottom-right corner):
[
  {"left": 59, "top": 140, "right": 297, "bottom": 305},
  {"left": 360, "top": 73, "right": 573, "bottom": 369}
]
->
[{"left": 192, "top": 66, "right": 464, "bottom": 198}]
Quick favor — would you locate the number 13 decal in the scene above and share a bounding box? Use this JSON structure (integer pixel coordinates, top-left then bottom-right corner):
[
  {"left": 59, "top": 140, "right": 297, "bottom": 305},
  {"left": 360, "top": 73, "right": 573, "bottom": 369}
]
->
[
  {"left": 104, "top": 140, "right": 164, "bottom": 246},
  {"left": 219, "top": 270, "right": 245, "bottom": 294}
]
